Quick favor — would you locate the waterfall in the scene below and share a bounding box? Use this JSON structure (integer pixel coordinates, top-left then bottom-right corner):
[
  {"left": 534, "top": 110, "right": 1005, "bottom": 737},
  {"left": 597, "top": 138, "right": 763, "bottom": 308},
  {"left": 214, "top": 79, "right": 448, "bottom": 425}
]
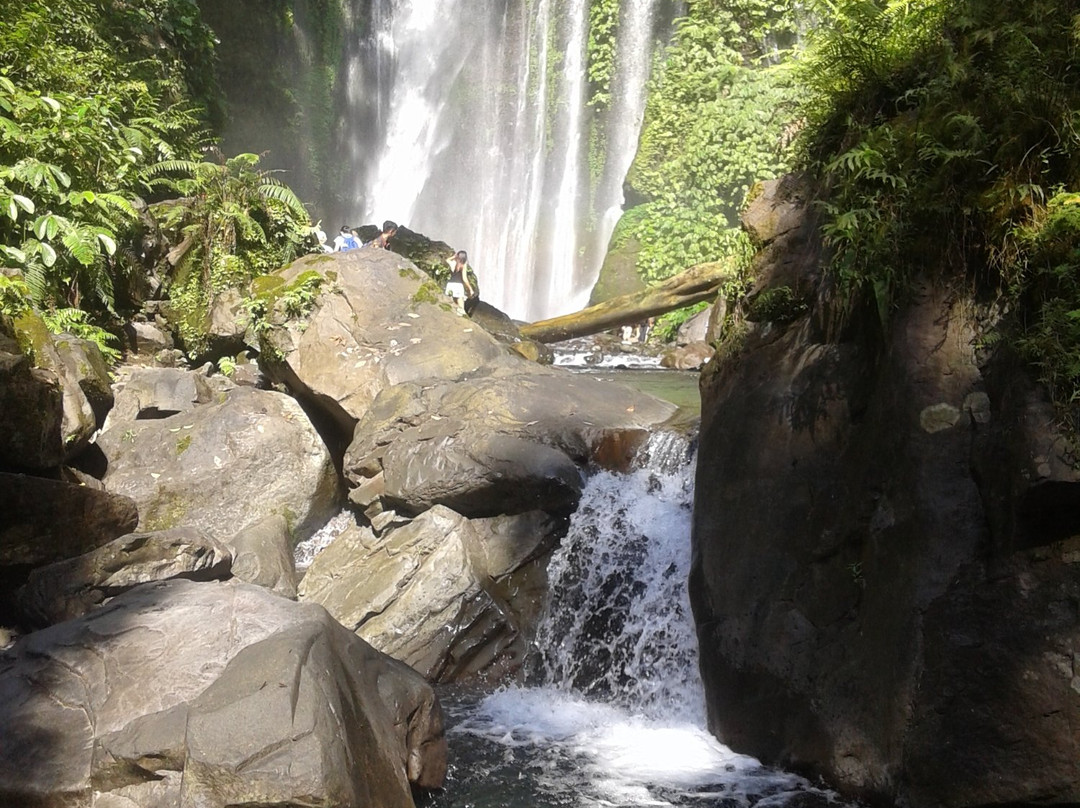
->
[
  {"left": 339, "top": 0, "right": 666, "bottom": 321},
  {"left": 443, "top": 433, "right": 845, "bottom": 807}
]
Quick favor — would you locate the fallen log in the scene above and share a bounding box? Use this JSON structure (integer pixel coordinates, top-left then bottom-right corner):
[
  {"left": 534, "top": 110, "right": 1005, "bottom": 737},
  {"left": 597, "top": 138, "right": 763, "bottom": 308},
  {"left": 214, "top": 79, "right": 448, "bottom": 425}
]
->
[{"left": 519, "top": 260, "right": 735, "bottom": 343}]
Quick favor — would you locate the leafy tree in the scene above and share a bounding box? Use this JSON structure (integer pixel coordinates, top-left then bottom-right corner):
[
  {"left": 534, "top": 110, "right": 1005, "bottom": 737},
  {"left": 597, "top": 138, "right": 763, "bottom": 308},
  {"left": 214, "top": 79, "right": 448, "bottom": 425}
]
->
[{"left": 148, "top": 149, "right": 312, "bottom": 354}]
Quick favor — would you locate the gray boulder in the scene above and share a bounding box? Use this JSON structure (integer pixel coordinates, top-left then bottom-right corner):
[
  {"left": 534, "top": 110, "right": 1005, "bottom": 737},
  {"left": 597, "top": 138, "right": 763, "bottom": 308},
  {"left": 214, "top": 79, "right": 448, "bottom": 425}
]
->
[
  {"left": 258, "top": 250, "right": 512, "bottom": 440},
  {"left": 299, "top": 506, "right": 536, "bottom": 682},
  {"left": 122, "top": 320, "right": 174, "bottom": 357},
  {"left": 344, "top": 368, "right": 675, "bottom": 518},
  {"left": 0, "top": 472, "right": 138, "bottom": 568},
  {"left": 0, "top": 579, "right": 446, "bottom": 807},
  {"left": 207, "top": 288, "right": 252, "bottom": 355},
  {"left": 676, "top": 307, "right": 711, "bottom": 345},
  {"left": 14, "top": 528, "right": 232, "bottom": 626},
  {"left": 104, "top": 366, "right": 214, "bottom": 426},
  {"left": 98, "top": 386, "right": 340, "bottom": 545},
  {"left": 34, "top": 333, "right": 111, "bottom": 460},
  {"left": 227, "top": 515, "right": 298, "bottom": 599},
  {"left": 0, "top": 345, "right": 64, "bottom": 470},
  {"left": 660, "top": 341, "right": 715, "bottom": 370},
  {"left": 3, "top": 315, "right": 113, "bottom": 463},
  {"left": 47, "top": 332, "right": 114, "bottom": 432}
]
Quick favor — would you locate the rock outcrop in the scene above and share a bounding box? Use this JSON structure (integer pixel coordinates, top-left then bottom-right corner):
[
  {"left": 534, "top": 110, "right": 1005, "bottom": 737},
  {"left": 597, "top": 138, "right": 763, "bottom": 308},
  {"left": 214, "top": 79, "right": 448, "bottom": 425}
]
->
[
  {"left": 258, "top": 249, "right": 511, "bottom": 441},
  {"left": 343, "top": 368, "right": 673, "bottom": 520},
  {"left": 14, "top": 528, "right": 232, "bottom": 627},
  {"left": 98, "top": 385, "right": 340, "bottom": 545},
  {"left": 0, "top": 579, "right": 446, "bottom": 808},
  {"left": 299, "top": 506, "right": 558, "bottom": 682},
  {"left": 690, "top": 174, "right": 1080, "bottom": 807},
  {"left": 0, "top": 318, "right": 113, "bottom": 470},
  {"left": 228, "top": 514, "right": 299, "bottom": 599},
  {"left": 0, "top": 472, "right": 139, "bottom": 569}
]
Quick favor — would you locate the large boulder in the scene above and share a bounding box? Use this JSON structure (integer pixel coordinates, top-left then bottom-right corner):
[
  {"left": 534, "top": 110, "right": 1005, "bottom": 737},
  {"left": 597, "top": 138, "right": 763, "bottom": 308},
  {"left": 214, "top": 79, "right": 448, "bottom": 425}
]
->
[
  {"left": 104, "top": 366, "right": 214, "bottom": 426},
  {"left": 257, "top": 250, "right": 512, "bottom": 440},
  {"left": 227, "top": 514, "right": 298, "bottom": 599},
  {"left": 690, "top": 174, "right": 1080, "bottom": 807},
  {"left": 0, "top": 316, "right": 112, "bottom": 468},
  {"left": 13, "top": 314, "right": 113, "bottom": 461},
  {"left": 0, "top": 344, "right": 64, "bottom": 470},
  {"left": 14, "top": 528, "right": 232, "bottom": 627},
  {"left": 344, "top": 367, "right": 676, "bottom": 519},
  {"left": 0, "top": 472, "right": 138, "bottom": 568},
  {"left": 0, "top": 579, "right": 446, "bottom": 807},
  {"left": 98, "top": 386, "right": 340, "bottom": 545},
  {"left": 299, "top": 506, "right": 552, "bottom": 682}
]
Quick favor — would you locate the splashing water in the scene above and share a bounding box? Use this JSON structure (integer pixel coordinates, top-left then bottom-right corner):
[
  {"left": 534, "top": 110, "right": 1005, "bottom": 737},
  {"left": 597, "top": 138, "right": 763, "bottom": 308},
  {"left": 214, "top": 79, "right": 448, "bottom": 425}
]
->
[{"left": 440, "top": 433, "right": 847, "bottom": 808}]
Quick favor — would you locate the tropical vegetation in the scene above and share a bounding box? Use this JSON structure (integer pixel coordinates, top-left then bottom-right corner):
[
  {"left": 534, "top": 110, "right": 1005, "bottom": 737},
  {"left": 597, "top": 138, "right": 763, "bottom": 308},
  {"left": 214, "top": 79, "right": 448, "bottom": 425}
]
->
[
  {"left": 798, "top": 0, "right": 1080, "bottom": 419},
  {"left": 0, "top": 0, "right": 314, "bottom": 360},
  {"left": 614, "top": 0, "right": 805, "bottom": 295}
]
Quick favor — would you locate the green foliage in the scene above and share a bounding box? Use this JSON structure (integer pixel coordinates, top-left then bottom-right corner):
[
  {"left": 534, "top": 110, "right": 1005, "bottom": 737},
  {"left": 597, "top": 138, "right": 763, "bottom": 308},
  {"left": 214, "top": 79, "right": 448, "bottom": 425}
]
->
[
  {"left": 149, "top": 149, "right": 313, "bottom": 354},
  {"left": 1013, "top": 193, "right": 1080, "bottom": 413},
  {"left": 244, "top": 268, "right": 325, "bottom": 342},
  {"left": 0, "top": 0, "right": 214, "bottom": 323},
  {"left": 798, "top": 0, "right": 1080, "bottom": 416},
  {"left": 746, "top": 285, "right": 810, "bottom": 323},
  {"left": 586, "top": 0, "right": 620, "bottom": 109},
  {"left": 40, "top": 306, "right": 120, "bottom": 362},
  {"left": 624, "top": 0, "right": 804, "bottom": 286},
  {"left": 0, "top": 273, "right": 32, "bottom": 317},
  {"left": 651, "top": 301, "right": 710, "bottom": 343}
]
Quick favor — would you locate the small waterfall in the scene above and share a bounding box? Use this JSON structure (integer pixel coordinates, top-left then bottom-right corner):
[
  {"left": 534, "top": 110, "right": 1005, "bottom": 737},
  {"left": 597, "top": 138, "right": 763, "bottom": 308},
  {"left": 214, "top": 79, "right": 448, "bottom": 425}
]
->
[
  {"left": 444, "top": 433, "right": 845, "bottom": 807},
  {"left": 531, "top": 434, "right": 703, "bottom": 723},
  {"left": 339, "top": 0, "right": 668, "bottom": 321}
]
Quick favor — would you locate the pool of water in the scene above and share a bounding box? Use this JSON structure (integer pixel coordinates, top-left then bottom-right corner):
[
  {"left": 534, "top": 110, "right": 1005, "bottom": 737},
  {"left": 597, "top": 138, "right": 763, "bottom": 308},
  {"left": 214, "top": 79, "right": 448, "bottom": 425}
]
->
[
  {"left": 576, "top": 368, "right": 701, "bottom": 414},
  {"left": 425, "top": 686, "right": 845, "bottom": 808}
]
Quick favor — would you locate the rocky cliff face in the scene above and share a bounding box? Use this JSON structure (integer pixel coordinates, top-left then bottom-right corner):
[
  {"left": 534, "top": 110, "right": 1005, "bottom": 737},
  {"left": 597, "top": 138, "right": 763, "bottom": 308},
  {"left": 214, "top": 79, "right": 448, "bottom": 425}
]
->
[{"left": 690, "top": 175, "right": 1080, "bottom": 807}]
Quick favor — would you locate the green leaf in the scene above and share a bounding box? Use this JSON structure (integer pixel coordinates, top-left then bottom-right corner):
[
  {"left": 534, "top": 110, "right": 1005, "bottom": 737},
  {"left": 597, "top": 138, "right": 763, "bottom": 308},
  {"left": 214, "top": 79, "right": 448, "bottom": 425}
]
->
[
  {"left": 40, "top": 241, "right": 57, "bottom": 267},
  {"left": 0, "top": 245, "right": 27, "bottom": 263}
]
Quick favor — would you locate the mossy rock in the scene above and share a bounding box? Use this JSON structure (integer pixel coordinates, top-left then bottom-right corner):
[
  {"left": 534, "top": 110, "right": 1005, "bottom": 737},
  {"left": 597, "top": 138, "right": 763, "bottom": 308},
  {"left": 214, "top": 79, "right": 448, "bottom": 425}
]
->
[{"left": 590, "top": 209, "right": 648, "bottom": 306}]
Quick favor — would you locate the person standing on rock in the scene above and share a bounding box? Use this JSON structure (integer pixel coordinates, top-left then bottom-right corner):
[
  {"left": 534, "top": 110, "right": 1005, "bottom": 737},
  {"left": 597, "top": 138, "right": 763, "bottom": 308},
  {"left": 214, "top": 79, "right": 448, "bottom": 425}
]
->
[
  {"left": 333, "top": 226, "right": 360, "bottom": 252},
  {"left": 445, "top": 250, "right": 475, "bottom": 315},
  {"left": 366, "top": 220, "right": 398, "bottom": 249}
]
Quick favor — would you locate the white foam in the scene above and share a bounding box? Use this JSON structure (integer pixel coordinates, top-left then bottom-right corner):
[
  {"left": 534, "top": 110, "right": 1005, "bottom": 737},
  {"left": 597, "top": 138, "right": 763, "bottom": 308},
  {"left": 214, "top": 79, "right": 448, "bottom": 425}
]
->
[
  {"left": 293, "top": 509, "right": 356, "bottom": 572},
  {"left": 453, "top": 687, "right": 812, "bottom": 806}
]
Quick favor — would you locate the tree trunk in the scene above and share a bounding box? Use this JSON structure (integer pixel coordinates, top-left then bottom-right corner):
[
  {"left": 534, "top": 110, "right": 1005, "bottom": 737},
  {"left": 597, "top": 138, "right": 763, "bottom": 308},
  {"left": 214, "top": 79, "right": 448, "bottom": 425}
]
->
[{"left": 519, "top": 261, "right": 734, "bottom": 344}]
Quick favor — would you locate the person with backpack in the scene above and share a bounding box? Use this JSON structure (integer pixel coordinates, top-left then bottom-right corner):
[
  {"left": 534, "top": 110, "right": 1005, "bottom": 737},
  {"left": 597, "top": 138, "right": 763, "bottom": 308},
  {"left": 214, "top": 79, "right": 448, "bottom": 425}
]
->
[{"left": 333, "top": 226, "right": 360, "bottom": 252}]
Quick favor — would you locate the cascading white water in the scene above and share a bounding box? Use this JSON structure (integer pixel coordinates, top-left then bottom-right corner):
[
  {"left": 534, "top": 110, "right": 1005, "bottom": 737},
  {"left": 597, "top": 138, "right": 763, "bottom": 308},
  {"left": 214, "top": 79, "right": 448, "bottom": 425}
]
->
[
  {"left": 342, "top": 0, "right": 666, "bottom": 321},
  {"left": 445, "top": 433, "right": 844, "bottom": 807}
]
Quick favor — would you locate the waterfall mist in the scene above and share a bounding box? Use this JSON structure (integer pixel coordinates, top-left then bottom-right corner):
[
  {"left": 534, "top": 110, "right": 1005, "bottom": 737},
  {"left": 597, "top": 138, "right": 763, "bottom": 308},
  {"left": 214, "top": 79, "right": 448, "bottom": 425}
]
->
[{"left": 336, "top": 0, "right": 667, "bottom": 321}]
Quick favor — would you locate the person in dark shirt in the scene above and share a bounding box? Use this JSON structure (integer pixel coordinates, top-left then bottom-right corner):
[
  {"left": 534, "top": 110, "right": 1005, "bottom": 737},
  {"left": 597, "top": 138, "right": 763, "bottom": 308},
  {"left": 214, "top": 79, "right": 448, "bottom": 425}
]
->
[{"left": 444, "top": 249, "right": 475, "bottom": 315}]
